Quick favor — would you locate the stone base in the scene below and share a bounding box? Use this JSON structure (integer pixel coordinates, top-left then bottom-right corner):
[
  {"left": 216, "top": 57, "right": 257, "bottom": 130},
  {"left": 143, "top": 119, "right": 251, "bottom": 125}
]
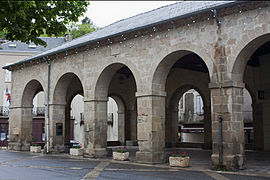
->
[
  {"left": 30, "top": 146, "right": 41, "bottom": 153},
  {"left": 113, "top": 152, "right": 129, "bottom": 161},
  {"left": 83, "top": 148, "right": 108, "bottom": 158},
  {"left": 70, "top": 148, "right": 83, "bottom": 156},
  {"left": 8, "top": 143, "right": 22, "bottom": 151},
  {"left": 53, "top": 145, "right": 65, "bottom": 153},
  {"left": 211, "top": 153, "right": 245, "bottom": 170},
  {"left": 136, "top": 151, "right": 165, "bottom": 164},
  {"left": 8, "top": 143, "right": 30, "bottom": 151}
]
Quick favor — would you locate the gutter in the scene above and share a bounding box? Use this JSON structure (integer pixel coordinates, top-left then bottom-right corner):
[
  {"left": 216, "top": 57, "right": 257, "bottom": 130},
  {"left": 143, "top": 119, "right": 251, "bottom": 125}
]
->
[{"left": 2, "top": 1, "right": 243, "bottom": 70}]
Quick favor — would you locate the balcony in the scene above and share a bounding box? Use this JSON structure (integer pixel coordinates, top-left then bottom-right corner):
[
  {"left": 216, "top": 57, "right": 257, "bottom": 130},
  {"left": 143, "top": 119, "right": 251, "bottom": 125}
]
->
[{"left": 32, "top": 107, "right": 45, "bottom": 117}]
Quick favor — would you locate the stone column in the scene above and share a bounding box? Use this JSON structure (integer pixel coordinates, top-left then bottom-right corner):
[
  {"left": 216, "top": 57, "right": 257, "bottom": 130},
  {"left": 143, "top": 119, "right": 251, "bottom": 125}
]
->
[
  {"left": 252, "top": 102, "right": 264, "bottom": 150},
  {"left": 118, "top": 109, "right": 125, "bottom": 145},
  {"left": 203, "top": 105, "right": 212, "bottom": 149},
  {"left": 209, "top": 82, "right": 245, "bottom": 170},
  {"left": 49, "top": 104, "right": 66, "bottom": 152},
  {"left": 165, "top": 108, "right": 178, "bottom": 147},
  {"left": 125, "top": 109, "right": 137, "bottom": 145},
  {"left": 136, "top": 92, "right": 166, "bottom": 164},
  {"left": 8, "top": 106, "right": 33, "bottom": 151},
  {"left": 83, "top": 98, "right": 108, "bottom": 158}
]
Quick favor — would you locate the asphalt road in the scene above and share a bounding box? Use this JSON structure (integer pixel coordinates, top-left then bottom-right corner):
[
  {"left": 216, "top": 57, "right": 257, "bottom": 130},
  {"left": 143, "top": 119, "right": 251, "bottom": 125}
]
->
[{"left": 0, "top": 150, "right": 269, "bottom": 180}]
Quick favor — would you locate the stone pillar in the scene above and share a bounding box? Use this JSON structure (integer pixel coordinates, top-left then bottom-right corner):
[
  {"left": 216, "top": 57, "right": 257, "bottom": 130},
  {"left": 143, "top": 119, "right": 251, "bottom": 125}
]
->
[
  {"left": 65, "top": 106, "right": 71, "bottom": 151},
  {"left": 165, "top": 108, "right": 178, "bottom": 147},
  {"left": 83, "top": 98, "right": 108, "bottom": 158},
  {"left": 209, "top": 82, "right": 245, "bottom": 170},
  {"left": 118, "top": 109, "right": 125, "bottom": 145},
  {"left": 136, "top": 92, "right": 166, "bottom": 164},
  {"left": 8, "top": 106, "right": 33, "bottom": 151},
  {"left": 49, "top": 104, "right": 66, "bottom": 152},
  {"left": 252, "top": 102, "right": 264, "bottom": 150},
  {"left": 125, "top": 109, "right": 137, "bottom": 144},
  {"left": 203, "top": 105, "right": 212, "bottom": 149}
]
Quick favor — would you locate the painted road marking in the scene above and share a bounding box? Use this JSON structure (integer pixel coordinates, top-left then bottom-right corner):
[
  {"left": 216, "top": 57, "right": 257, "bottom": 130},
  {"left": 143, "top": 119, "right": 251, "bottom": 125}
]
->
[
  {"left": 204, "top": 171, "right": 230, "bottom": 180},
  {"left": 82, "top": 161, "right": 110, "bottom": 179}
]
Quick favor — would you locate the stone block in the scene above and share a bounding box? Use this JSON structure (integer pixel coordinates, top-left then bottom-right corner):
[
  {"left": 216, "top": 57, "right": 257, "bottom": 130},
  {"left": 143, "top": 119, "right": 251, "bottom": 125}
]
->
[
  {"left": 70, "top": 148, "right": 83, "bottom": 156},
  {"left": 30, "top": 146, "right": 41, "bottom": 153},
  {"left": 113, "top": 152, "right": 129, "bottom": 161}
]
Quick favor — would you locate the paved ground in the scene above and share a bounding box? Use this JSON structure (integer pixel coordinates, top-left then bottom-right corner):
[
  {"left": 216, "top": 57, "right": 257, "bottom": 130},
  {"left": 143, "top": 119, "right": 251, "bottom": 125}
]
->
[{"left": 0, "top": 148, "right": 270, "bottom": 180}]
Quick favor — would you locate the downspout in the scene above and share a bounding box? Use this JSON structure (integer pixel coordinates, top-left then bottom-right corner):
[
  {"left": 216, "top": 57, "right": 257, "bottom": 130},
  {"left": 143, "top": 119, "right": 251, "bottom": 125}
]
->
[{"left": 46, "top": 58, "right": 51, "bottom": 153}]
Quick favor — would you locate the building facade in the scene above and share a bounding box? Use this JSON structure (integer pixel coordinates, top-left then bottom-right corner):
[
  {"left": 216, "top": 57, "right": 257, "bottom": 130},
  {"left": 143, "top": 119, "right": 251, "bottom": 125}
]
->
[
  {"left": 0, "top": 37, "right": 66, "bottom": 145},
  {"left": 3, "top": 1, "right": 270, "bottom": 170}
]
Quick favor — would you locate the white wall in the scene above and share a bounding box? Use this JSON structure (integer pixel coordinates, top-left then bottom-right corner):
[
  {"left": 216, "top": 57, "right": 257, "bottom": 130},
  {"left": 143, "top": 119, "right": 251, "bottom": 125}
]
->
[
  {"left": 107, "top": 97, "right": 118, "bottom": 141},
  {"left": 70, "top": 94, "right": 84, "bottom": 147}
]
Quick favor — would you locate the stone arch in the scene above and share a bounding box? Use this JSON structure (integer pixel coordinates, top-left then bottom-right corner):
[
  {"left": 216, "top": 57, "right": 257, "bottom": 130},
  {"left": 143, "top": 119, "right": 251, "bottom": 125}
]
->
[
  {"left": 53, "top": 72, "right": 84, "bottom": 105},
  {"left": 108, "top": 93, "right": 126, "bottom": 113},
  {"left": 51, "top": 72, "right": 84, "bottom": 152},
  {"left": 168, "top": 84, "right": 208, "bottom": 111},
  {"left": 231, "top": 33, "right": 270, "bottom": 82},
  {"left": 151, "top": 49, "right": 212, "bottom": 94},
  {"left": 94, "top": 63, "right": 138, "bottom": 99},
  {"left": 107, "top": 94, "right": 126, "bottom": 144},
  {"left": 22, "top": 79, "right": 45, "bottom": 107},
  {"left": 166, "top": 84, "right": 211, "bottom": 148},
  {"left": 244, "top": 84, "right": 256, "bottom": 106}
]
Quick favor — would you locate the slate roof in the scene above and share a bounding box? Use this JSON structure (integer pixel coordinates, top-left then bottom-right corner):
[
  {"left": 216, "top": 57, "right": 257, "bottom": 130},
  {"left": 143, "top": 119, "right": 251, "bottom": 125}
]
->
[
  {"left": 3, "top": 1, "right": 240, "bottom": 69},
  {"left": 0, "top": 37, "right": 66, "bottom": 53}
]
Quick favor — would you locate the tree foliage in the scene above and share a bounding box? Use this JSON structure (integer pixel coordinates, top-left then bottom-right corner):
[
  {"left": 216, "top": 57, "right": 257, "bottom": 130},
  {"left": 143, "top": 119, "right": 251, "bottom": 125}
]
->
[
  {"left": 0, "top": 1, "right": 89, "bottom": 46},
  {"left": 69, "top": 17, "right": 98, "bottom": 39}
]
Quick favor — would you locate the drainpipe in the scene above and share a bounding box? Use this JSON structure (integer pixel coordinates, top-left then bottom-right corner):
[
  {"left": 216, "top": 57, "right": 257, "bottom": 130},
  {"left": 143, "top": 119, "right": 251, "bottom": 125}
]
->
[
  {"left": 46, "top": 59, "right": 51, "bottom": 153},
  {"left": 218, "top": 115, "right": 223, "bottom": 167}
]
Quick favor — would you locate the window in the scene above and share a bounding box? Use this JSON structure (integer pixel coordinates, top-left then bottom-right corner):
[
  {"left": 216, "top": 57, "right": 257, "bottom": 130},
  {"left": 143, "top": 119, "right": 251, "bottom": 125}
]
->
[
  {"left": 5, "top": 70, "right": 11, "bottom": 82},
  {"left": 196, "top": 95, "right": 204, "bottom": 115}
]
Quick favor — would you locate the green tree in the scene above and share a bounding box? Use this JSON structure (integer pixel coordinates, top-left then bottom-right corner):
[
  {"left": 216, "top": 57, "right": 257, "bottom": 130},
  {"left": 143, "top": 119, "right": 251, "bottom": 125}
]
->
[
  {"left": 0, "top": 1, "right": 89, "bottom": 46},
  {"left": 69, "top": 17, "right": 98, "bottom": 39}
]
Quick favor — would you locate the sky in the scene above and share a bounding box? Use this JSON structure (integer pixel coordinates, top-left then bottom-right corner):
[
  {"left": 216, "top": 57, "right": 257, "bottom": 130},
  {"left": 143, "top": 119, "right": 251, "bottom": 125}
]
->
[{"left": 83, "top": 1, "right": 179, "bottom": 28}]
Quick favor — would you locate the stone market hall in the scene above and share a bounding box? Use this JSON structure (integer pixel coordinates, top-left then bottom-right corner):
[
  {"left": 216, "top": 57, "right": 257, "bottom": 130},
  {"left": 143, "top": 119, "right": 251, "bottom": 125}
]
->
[{"left": 3, "top": 1, "right": 270, "bottom": 170}]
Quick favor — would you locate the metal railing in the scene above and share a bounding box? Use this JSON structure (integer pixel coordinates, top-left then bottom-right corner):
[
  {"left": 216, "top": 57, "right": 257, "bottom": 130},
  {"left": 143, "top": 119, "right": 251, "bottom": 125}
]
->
[
  {"left": 0, "top": 106, "right": 9, "bottom": 116},
  {"left": 32, "top": 107, "right": 45, "bottom": 117}
]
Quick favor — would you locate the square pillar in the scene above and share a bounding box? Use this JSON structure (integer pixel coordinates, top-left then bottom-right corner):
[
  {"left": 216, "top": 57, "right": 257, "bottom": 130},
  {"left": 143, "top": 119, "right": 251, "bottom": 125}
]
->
[
  {"left": 210, "top": 82, "right": 245, "bottom": 170},
  {"left": 136, "top": 92, "right": 166, "bottom": 164},
  {"left": 252, "top": 102, "right": 264, "bottom": 150},
  {"left": 165, "top": 108, "right": 179, "bottom": 147},
  {"left": 203, "top": 105, "right": 212, "bottom": 149},
  {"left": 49, "top": 104, "right": 66, "bottom": 152},
  {"left": 8, "top": 106, "right": 33, "bottom": 151},
  {"left": 83, "top": 98, "right": 108, "bottom": 158}
]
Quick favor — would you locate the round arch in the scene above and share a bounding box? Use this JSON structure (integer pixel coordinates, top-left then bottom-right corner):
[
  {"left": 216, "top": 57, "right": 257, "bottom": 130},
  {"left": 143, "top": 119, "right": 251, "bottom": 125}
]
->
[
  {"left": 230, "top": 33, "right": 270, "bottom": 82},
  {"left": 151, "top": 49, "right": 212, "bottom": 94},
  {"left": 53, "top": 72, "right": 84, "bottom": 105},
  {"left": 22, "top": 79, "right": 45, "bottom": 107},
  {"left": 168, "top": 84, "right": 208, "bottom": 111},
  {"left": 94, "top": 63, "right": 138, "bottom": 99}
]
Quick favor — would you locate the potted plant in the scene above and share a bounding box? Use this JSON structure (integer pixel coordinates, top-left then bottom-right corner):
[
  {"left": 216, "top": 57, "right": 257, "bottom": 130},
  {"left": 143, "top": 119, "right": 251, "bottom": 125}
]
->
[
  {"left": 113, "top": 146, "right": 129, "bottom": 161},
  {"left": 30, "top": 143, "right": 42, "bottom": 153},
  {"left": 70, "top": 144, "right": 83, "bottom": 156},
  {"left": 169, "top": 151, "right": 189, "bottom": 167}
]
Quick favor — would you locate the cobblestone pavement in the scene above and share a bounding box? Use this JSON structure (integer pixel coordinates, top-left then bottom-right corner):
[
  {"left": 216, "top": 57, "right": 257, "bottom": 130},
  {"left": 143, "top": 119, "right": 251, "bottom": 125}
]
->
[{"left": 0, "top": 149, "right": 269, "bottom": 180}]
